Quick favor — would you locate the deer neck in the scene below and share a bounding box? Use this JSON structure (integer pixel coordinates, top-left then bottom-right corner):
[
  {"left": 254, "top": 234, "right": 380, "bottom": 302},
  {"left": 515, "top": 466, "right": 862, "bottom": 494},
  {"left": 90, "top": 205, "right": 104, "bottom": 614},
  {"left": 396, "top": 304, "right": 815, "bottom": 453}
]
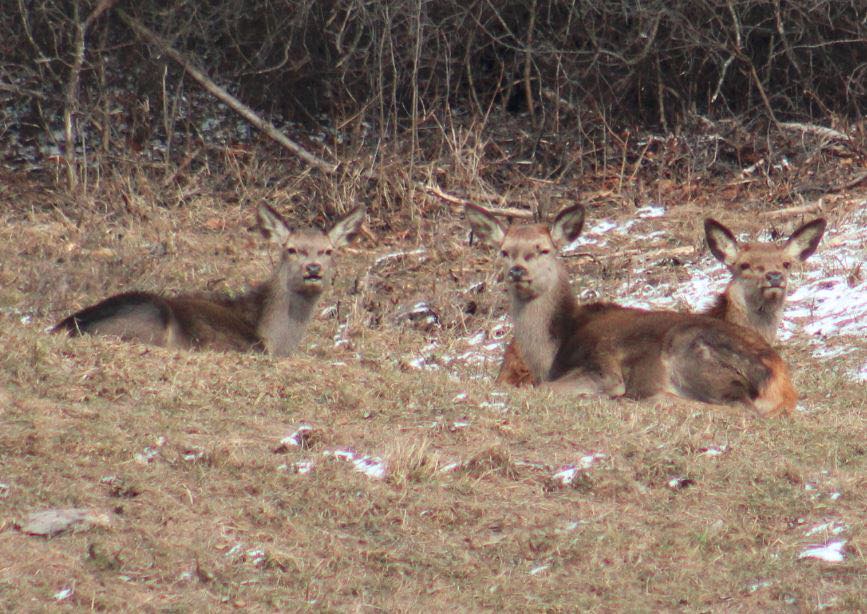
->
[
  {"left": 256, "top": 275, "right": 322, "bottom": 357},
  {"left": 510, "top": 271, "right": 577, "bottom": 382},
  {"left": 721, "top": 283, "right": 782, "bottom": 344}
]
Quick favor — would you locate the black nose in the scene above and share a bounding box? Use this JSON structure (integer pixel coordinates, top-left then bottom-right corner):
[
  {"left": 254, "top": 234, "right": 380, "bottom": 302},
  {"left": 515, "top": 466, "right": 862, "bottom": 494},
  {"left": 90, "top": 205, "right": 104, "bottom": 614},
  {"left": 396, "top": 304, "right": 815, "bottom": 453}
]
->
[
  {"left": 508, "top": 265, "right": 527, "bottom": 281},
  {"left": 305, "top": 263, "right": 322, "bottom": 276},
  {"left": 766, "top": 271, "right": 783, "bottom": 285}
]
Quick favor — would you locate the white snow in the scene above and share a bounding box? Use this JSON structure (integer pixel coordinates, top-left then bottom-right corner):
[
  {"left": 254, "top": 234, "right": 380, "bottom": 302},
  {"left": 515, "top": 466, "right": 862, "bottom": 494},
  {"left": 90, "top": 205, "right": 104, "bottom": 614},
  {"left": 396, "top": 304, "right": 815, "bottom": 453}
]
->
[
  {"left": 799, "top": 540, "right": 846, "bottom": 563},
  {"left": 552, "top": 453, "right": 606, "bottom": 485},
  {"left": 54, "top": 588, "right": 74, "bottom": 601},
  {"left": 324, "top": 448, "right": 387, "bottom": 480},
  {"left": 281, "top": 425, "right": 314, "bottom": 447}
]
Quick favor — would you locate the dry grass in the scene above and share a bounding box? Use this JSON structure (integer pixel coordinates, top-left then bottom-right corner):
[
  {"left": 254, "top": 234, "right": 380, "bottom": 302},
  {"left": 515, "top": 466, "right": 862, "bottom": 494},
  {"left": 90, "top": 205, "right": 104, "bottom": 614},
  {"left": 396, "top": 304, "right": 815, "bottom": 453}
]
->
[{"left": 1, "top": 165, "right": 865, "bottom": 612}]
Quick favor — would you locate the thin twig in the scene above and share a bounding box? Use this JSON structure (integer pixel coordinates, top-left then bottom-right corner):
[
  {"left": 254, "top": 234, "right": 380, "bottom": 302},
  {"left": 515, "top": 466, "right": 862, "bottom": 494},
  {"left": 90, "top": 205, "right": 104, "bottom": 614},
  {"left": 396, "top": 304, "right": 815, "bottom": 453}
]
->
[{"left": 117, "top": 9, "right": 338, "bottom": 175}]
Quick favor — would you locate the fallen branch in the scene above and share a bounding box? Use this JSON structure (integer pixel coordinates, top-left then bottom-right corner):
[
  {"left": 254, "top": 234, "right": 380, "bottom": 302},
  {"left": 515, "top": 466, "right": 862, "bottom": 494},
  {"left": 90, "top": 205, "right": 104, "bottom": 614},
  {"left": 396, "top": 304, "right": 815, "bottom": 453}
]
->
[
  {"left": 425, "top": 184, "right": 534, "bottom": 219},
  {"left": 758, "top": 202, "right": 823, "bottom": 218},
  {"left": 116, "top": 9, "right": 337, "bottom": 175},
  {"left": 779, "top": 122, "right": 850, "bottom": 142}
]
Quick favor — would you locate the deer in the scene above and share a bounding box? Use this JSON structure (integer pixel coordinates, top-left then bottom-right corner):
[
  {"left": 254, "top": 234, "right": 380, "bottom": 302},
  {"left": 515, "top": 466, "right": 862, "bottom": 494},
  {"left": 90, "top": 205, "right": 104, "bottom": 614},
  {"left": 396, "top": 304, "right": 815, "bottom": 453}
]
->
[
  {"left": 496, "top": 215, "right": 826, "bottom": 388},
  {"left": 703, "top": 217, "right": 825, "bottom": 344},
  {"left": 53, "top": 204, "right": 365, "bottom": 356},
  {"left": 465, "top": 203, "right": 797, "bottom": 417}
]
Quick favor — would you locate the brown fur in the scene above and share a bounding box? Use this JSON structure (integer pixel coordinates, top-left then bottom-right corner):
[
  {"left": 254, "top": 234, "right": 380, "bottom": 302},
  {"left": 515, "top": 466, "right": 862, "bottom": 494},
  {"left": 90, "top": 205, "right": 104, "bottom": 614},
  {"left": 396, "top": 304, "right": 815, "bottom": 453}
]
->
[
  {"left": 53, "top": 205, "right": 365, "bottom": 356},
  {"left": 497, "top": 216, "right": 826, "bottom": 387},
  {"left": 466, "top": 203, "right": 797, "bottom": 417}
]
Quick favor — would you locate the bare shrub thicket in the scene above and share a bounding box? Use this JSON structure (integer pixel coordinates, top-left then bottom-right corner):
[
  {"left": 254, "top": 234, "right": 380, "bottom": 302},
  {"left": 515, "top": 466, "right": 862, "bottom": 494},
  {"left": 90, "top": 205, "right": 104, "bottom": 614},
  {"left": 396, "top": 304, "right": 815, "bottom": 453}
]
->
[{"left": 1, "top": 1, "right": 864, "bottom": 202}]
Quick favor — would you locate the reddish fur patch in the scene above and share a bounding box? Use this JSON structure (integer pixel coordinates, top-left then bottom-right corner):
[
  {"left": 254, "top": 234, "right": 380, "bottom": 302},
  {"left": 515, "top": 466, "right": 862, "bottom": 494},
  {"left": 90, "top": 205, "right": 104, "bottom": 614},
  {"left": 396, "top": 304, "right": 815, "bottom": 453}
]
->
[
  {"left": 754, "top": 353, "right": 797, "bottom": 417},
  {"left": 495, "top": 340, "right": 536, "bottom": 387}
]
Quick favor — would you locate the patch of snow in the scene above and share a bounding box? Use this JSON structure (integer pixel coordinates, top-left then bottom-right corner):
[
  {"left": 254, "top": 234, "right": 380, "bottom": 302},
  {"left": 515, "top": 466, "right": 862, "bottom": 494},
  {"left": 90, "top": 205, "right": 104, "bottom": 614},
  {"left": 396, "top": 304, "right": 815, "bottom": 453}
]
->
[
  {"left": 529, "top": 564, "right": 550, "bottom": 576},
  {"left": 699, "top": 445, "right": 727, "bottom": 457},
  {"left": 182, "top": 449, "right": 204, "bottom": 462},
  {"left": 747, "top": 580, "right": 773, "bottom": 593},
  {"left": 281, "top": 425, "right": 314, "bottom": 448},
  {"left": 407, "top": 356, "right": 439, "bottom": 371},
  {"left": 564, "top": 218, "right": 617, "bottom": 250},
  {"left": 293, "top": 460, "right": 314, "bottom": 474},
  {"left": 667, "top": 476, "right": 695, "bottom": 490},
  {"left": 552, "top": 453, "right": 606, "bottom": 484},
  {"left": 850, "top": 363, "right": 867, "bottom": 383},
  {"left": 134, "top": 436, "right": 165, "bottom": 464},
  {"left": 0, "top": 482, "right": 9, "bottom": 498},
  {"left": 325, "top": 448, "right": 387, "bottom": 480},
  {"left": 466, "top": 332, "right": 486, "bottom": 346},
  {"left": 452, "top": 392, "right": 468, "bottom": 402},
  {"left": 54, "top": 587, "right": 74, "bottom": 601},
  {"left": 333, "top": 323, "right": 350, "bottom": 348},
  {"left": 246, "top": 548, "right": 266, "bottom": 566},
  {"left": 439, "top": 461, "right": 464, "bottom": 473},
  {"left": 787, "top": 274, "right": 867, "bottom": 338},
  {"left": 798, "top": 540, "right": 846, "bottom": 563},
  {"left": 637, "top": 204, "right": 666, "bottom": 218}
]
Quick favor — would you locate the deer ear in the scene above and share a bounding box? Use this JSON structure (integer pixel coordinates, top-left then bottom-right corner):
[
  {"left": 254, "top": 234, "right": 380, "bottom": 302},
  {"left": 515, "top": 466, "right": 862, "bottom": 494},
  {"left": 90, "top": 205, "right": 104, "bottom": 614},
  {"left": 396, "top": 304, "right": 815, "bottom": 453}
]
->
[
  {"left": 464, "top": 203, "right": 506, "bottom": 246},
  {"left": 704, "top": 218, "right": 739, "bottom": 265},
  {"left": 257, "top": 204, "right": 292, "bottom": 243},
  {"left": 784, "top": 218, "right": 826, "bottom": 261},
  {"left": 551, "top": 204, "right": 585, "bottom": 246},
  {"left": 328, "top": 207, "right": 366, "bottom": 248}
]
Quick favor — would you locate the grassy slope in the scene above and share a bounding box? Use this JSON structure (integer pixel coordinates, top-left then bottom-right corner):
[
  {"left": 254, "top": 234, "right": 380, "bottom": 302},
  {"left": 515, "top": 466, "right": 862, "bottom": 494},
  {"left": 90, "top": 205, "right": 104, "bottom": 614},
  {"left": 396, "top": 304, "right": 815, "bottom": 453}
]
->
[{"left": 0, "top": 184, "right": 864, "bottom": 612}]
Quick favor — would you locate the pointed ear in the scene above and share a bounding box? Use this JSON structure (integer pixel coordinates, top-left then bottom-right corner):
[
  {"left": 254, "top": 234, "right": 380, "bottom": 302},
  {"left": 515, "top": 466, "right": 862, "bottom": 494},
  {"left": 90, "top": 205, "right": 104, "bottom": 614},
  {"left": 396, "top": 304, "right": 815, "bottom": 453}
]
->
[
  {"left": 784, "top": 218, "right": 826, "bottom": 261},
  {"left": 464, "top": 203, "right": 506, "bottom": 247},
  {"left": 328, "top": 207, "right": 365, "bottom": 248},
  {"left": 550, "top": 204, "right": 585, "bottom": 246},
  {"left": 258, "top": 204, "right": 292, "bottom": 243},
  {"left": 704, "top": 218, "right": 739, "bottom": 265}
]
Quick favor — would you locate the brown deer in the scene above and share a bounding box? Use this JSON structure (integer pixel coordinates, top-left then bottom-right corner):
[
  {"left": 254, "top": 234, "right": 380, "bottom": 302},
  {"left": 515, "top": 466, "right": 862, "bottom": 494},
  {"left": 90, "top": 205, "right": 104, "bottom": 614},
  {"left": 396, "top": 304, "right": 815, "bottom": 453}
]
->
[
  {"left": 703, "top": 217, "right": 825, "bottom": 344},
  {"left": 53, "top": 205, "right": 365, "bottom": 356},
  {"left": 496, "top": 215, "right": 826, "bottom": 387},
  {"left": 466, "top": 203, "right": 797, "bottom": 417}
]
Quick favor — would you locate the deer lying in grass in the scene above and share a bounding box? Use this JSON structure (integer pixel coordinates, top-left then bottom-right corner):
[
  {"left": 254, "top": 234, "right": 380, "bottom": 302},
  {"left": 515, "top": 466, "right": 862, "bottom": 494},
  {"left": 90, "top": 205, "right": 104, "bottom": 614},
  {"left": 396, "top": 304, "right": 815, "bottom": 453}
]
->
[
  {"left": 496, "top": 215, "right": 826, "bottom": 387},
  {"left": 53, "top": 205, "right": 365, "bottom": 356},
  {"left": 466, "top": 203, "right": 797, "bottom": 417}
]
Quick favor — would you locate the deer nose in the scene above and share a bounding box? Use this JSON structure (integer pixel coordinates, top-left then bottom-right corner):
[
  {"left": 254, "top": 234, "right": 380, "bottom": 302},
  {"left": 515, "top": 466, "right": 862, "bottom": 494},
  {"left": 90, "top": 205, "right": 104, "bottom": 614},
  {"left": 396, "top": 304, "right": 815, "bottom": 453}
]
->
[
  {"left": 305, "top": 263, "right": 322, "bottom": 276},
  {"left": 508, "top": 265, "right": 528, "bottom": 282},
  {"left": 766, "top": 271, "right": 783, "bottom": 286}
]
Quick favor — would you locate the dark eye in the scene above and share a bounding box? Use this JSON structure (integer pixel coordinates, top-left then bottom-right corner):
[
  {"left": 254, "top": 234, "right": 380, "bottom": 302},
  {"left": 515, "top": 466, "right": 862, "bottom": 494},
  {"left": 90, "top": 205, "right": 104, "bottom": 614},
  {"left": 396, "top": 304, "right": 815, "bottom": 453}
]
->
[
  {"left": 540, "top": 249, "right": 551, "bottom": 255},
  {"left": 739, "top": 262, "right": 751, "bottom": 271},
  {"left": 286, "top": 247, "right": 297, "bottom": 255},
  {"left": 325, "top": 249, "right": 333, "bottom": 256},
  {"left": 782, "top": 261, "right": 791, "bottom": 269},
  {"left": 500, "top": 250, "right": 508, "bottom": 258}
]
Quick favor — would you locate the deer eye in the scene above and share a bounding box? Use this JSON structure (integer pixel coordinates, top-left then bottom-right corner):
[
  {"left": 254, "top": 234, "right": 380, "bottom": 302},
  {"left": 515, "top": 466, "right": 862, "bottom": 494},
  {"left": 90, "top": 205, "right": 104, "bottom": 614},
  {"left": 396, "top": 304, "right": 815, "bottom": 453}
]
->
[
  {"left": 739, "top": 262, "right": 751, "bottom": 271},
  {"left": 500, "top": 250, "right": 509, "bottom": 258},
  {"left": 540, "top": 249, "right": 551, "bottom": 255},
  {"left": 782, "top": 261, "right": 791, "bottom": 269},
  {"left": 322, "top": 249, "right": 333, "bottom": 256},
  {"left": 286, "top": 247, "right": 297, "bottom": 255}
]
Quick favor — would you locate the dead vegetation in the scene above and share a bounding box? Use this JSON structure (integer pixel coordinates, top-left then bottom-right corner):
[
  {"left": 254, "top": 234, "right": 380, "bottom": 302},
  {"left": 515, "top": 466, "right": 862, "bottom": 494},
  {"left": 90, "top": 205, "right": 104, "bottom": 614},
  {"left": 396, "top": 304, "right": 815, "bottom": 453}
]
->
[
  {"left": 1, "top": 166, "right": 865, "bottom": 610},
  {"left": 1, "top": 1, "right": 865, "bottom": 609}
]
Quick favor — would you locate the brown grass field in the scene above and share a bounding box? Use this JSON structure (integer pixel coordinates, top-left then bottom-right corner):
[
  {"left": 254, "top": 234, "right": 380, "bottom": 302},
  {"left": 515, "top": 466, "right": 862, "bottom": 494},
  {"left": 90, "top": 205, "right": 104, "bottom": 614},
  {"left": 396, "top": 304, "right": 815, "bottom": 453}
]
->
[{"left": 1, "top": 165, "right": 865, "bottom": 612}]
